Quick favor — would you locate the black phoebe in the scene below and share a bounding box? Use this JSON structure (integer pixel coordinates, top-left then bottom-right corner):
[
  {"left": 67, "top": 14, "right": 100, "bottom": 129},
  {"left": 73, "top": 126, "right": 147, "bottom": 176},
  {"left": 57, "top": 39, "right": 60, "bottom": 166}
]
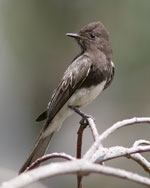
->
[{"left": 19, "top": 21, "right": 115, "bottom": 173}]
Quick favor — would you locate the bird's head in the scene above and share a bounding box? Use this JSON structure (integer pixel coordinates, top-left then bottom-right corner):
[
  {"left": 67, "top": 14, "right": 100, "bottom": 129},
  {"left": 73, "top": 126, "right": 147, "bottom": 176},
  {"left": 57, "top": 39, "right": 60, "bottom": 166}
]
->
[{"left": 66, "top": 21, "right": 112, "bottom": 57}]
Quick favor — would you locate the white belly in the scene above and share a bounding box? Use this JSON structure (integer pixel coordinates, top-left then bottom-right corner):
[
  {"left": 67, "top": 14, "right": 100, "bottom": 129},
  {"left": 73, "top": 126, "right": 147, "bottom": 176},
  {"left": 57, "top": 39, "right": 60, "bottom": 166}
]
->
[
  {"left": 43, "top": 81, "right": 106, "bottom": 137},
  {"left": 68, "top": 81, "right": 106, "bottom": 107}
]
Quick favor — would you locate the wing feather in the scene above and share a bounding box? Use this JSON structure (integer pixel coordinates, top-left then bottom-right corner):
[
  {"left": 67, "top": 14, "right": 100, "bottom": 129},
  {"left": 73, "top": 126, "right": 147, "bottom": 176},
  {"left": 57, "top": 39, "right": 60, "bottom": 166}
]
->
[{"left": 44, "top": 55, "right": 91, "bottom": 129}]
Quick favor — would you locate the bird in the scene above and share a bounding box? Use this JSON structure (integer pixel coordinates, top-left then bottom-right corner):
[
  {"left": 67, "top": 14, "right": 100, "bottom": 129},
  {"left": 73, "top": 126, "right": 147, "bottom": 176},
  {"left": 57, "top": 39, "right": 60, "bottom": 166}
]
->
[{"left": 19, "top": 21, "right": 115, "bottom": 173}]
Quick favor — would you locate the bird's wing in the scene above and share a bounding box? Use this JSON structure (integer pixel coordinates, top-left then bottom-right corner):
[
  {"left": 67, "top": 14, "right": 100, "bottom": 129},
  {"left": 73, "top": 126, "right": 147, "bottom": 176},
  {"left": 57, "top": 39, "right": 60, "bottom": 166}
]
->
[
  {"left": 42, "top": 55, "right": 91, "bottom": 129},
  {"left": 104, "top": 60, "right": 115, "bottom": 89}
]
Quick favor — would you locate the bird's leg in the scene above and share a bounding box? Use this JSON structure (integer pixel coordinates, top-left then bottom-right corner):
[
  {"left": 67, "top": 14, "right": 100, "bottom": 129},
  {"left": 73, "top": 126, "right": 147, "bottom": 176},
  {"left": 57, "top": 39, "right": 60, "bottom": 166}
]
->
[
  {"left": 69, "top": 105, "right": 95, "bottom": 188},
  {"left": 68, "top": 105, "right": 95, "bottom": 126}
]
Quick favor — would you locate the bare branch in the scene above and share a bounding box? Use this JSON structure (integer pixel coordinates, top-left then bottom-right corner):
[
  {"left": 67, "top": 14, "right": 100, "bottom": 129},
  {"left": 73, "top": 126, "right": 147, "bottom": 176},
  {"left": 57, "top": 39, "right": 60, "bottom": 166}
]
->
[
  {"left": 133, "top": 139, "right": 150, "bottom": 147},
  {"left": 76, "top": 124, "right": 87, "bottom": 188},
  {"left": 84, "top": 117, "right": 150, "bottom": 161},
  {"left": 127, "top": 140, "right": 150, "bottom": 173},
  {"left": 100, "top": 117, "right": 150, "bottom": 142},
  {"left": 128, "top": 153, "right": 150, "bottom": 173},
  {"left": 94, "top": 145, "right": 150, "bottom": 163},
  {"left": 87, "top": 118, "right": 99, "bottom": 141},
  {"left": 26, "top": 152, "right": 75, "bottom": 172},
  {"left": 2, "top": 160, "right": 150, "bottom": 188},
  {"left": 2, "top": 116, "right": 150, "bottom": 188}
]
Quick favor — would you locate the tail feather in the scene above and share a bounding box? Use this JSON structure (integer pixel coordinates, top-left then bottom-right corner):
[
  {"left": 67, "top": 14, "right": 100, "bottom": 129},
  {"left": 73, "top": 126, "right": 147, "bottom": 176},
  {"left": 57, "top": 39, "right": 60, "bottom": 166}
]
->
[
  {"left": 19, "top": 132, "right": 54, "bottom": 174},
  {"left": 36, "top": 110, "right": 47, "bottom": 122}
]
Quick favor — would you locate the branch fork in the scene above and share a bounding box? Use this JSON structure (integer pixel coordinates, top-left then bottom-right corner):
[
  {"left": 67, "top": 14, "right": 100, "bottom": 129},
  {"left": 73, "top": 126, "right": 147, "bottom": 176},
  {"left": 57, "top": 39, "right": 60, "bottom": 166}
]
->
[{"left": 1, "top": 107, "right": 150, "bottom": 188}]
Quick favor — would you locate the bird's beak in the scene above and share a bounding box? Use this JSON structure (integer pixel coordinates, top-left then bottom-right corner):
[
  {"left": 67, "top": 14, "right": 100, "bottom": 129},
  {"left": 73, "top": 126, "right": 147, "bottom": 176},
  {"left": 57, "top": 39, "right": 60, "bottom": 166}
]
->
[{"left": 66, "top": 33, "right": 81, "bottom": 39}]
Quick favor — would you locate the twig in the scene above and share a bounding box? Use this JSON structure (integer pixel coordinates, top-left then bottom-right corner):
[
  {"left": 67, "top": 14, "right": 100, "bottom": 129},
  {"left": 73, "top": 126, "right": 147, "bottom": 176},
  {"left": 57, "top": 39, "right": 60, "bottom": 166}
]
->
[
  {"left": 127, "top": 140, "right": 150, "bottom": 173},
  {"left": 69, "top": 105, "right": 93, "bottom": 188},
  {"left": 84, "top": 117, "right": 150, "bottom": 161},
  {"left": 94, "top": 145, "right": 150, "bottom": 163},
  {"left": 99, "top": 117, "right": 150, "bottom": 142},
  {"left": 2, "top": 160, "right": 150, "bottom": 188},
  {"left": 2, "top": 116, "right": 150, "bottom": 187},
  {"left": 133, "top": 139, "right": 150, "bottom": 147},
  {"left": 128, "top": 153, "right": 150, "bottom": 173},
  {"left": 87, "top": 118, "right": 99, "bottom": 141},
  {"left": 76, "top": 124, "right": 86, "bottom": 188},
  {"left": 76, "top": 125, "right": 87, "bottom": 159},
  {"left": 25, "top": 152, "right": 75, "bottom": 172}
]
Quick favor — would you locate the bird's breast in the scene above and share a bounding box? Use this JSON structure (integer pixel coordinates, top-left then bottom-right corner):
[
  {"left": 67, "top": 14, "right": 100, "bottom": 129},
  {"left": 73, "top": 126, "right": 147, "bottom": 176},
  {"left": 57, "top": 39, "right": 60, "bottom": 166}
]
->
[{"left": 68, "top": 81, "right": 106, "bottom": 107}]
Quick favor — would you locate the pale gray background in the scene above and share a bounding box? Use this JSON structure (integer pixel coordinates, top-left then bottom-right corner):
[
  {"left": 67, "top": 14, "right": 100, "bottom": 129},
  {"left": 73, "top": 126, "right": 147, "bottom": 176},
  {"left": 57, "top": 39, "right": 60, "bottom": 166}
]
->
[{"left": 0, "top": 0, "right": 150, "bottom": 187}]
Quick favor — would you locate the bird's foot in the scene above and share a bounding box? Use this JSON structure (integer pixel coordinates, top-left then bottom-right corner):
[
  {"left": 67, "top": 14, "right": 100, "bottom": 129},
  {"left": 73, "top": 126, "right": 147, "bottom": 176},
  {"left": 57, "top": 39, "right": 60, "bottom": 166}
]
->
[{"left": 68, "top": 105, "right": 95, "bottom": 126}]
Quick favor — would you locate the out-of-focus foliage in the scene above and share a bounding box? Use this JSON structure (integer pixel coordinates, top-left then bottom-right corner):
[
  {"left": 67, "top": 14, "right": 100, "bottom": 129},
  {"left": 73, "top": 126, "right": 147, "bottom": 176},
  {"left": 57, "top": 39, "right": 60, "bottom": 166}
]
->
[{"left": 0, "top": 0, "right": 150, "bottom": 187}]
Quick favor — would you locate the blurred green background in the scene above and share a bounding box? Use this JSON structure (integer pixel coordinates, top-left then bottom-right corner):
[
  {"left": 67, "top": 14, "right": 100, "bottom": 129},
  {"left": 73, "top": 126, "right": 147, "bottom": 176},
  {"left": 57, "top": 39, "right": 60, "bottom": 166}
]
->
[{"left": 0, "top": 0, "right": 150, "bottom": 187}]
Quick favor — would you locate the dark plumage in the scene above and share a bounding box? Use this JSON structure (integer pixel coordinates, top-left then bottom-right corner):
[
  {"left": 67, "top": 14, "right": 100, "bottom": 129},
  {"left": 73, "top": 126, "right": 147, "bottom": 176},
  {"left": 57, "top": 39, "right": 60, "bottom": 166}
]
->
[{"left": 19, "top": 21, "right": 115, "bottom": 173}]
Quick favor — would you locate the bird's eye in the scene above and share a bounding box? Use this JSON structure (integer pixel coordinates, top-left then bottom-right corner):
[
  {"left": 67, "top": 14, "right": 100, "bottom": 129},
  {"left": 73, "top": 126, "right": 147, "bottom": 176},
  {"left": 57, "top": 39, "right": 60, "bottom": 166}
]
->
[{"left": 90, "top": 33, "right": 96, "bottom": 39}]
